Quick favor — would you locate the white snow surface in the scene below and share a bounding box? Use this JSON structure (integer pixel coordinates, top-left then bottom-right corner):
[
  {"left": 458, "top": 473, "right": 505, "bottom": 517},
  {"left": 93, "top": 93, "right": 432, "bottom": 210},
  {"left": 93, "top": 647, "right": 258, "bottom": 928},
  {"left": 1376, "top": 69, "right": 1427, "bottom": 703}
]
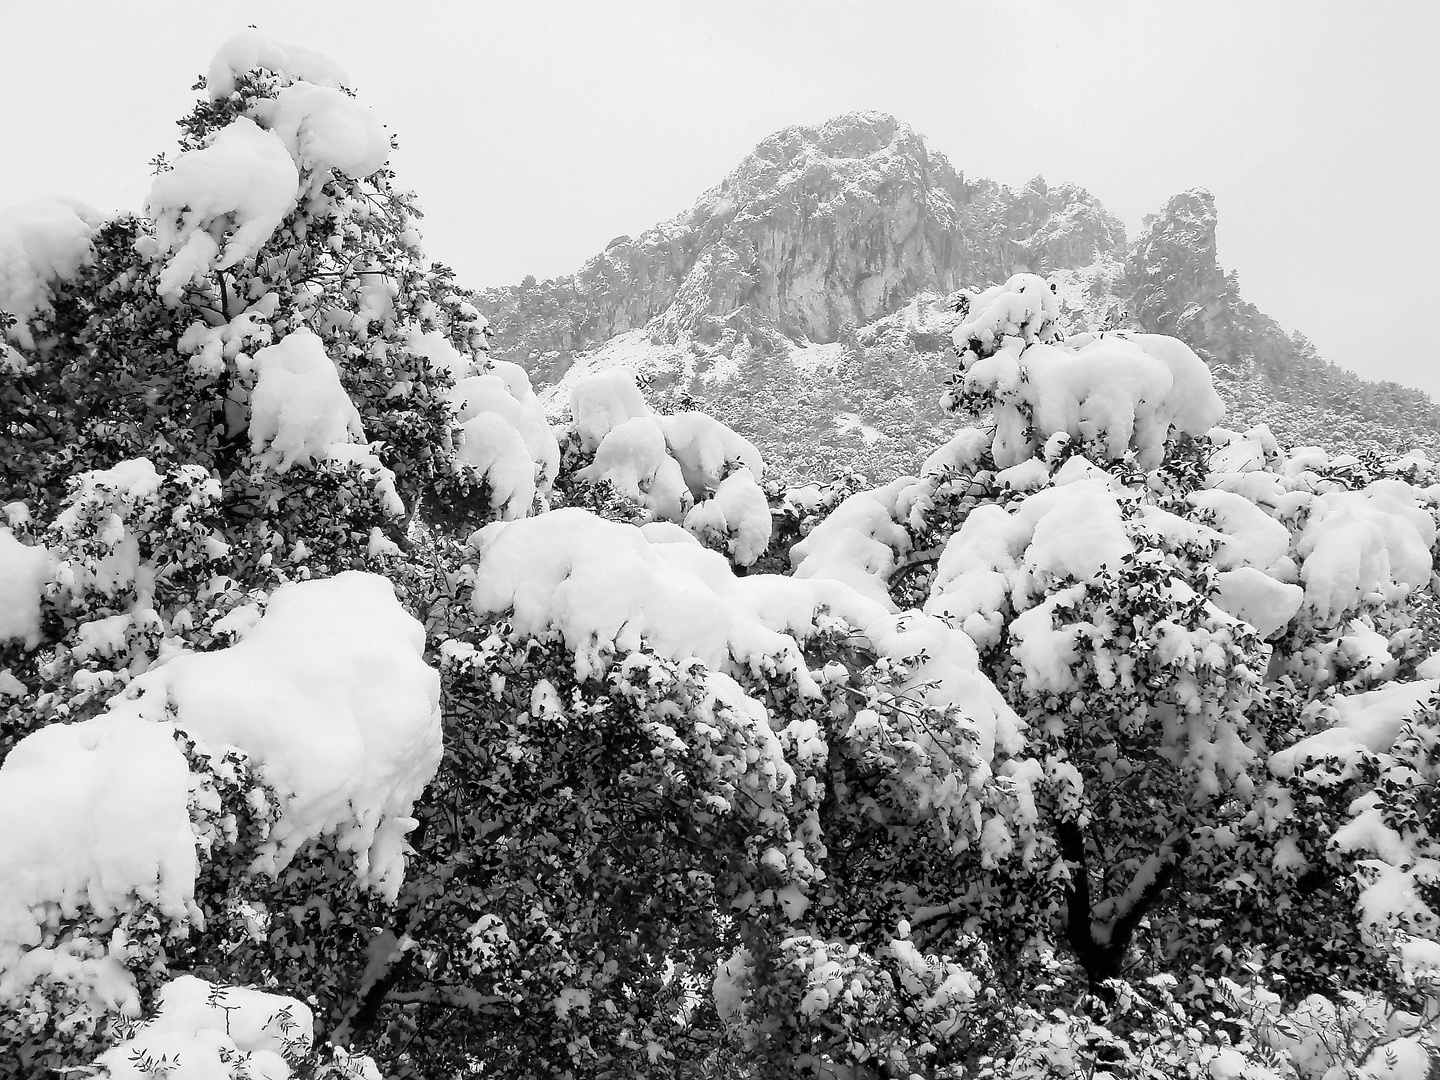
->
[
  {"left": 659, "top": 411, "right": 766, "bottom": 495},
  {"left": 683, "top": 466, "right": 772, "bottom": 566},
  {"left": 94, "top": 975, "right": 314, "bottom": 1079},
  {"left": 104, "top": 571, "right": 442, "bottom": 897},
  {"left": 952, "top": 278, "right": 1224, "bottom": 469},
  {"left": 569, "top": 368, "right": 652, "bottom": 452},
  {"left": 926, "top": 479, "right": 1132, "bottom": 648},
  {"left": 207, "top": 28, "right": 350, "bottom": 99},
  {"left": 470, "top": 508, "right": 872, "bottom": 686},
  {"left": 1212, "top": 567, "right": 1303, "bottom": 639},
  {"left": 790, "top": 476, "right": 919, "bottom": 610},
  {"left": 451, "top": 367, "right": 560, "bottom": 493},
  {"left": 246, "top": 328, "right": 366, "bottom": 472},
  {"left": 470, "top": 509, "right": 1023, "bottom": 766},
  {"left": 575, "top": 416, "right": 692, "bottom": 520},
  {"left": 1270, "top": 679, "right": 1439, "bottom": 778},
  {"left": 0, "top": 198, "right": 101, "bottom": 345},
  {"left": 0, "top": 715, "right": 200, "bottom": 949},
  {"left": 455, "top": 412, "right": 537, "bottom": 520},
  {"left": 0, "top": 529, "right": 51, "bottom": 647},
  {"left": 261, "top": 82, "right": 390, "bottom": 182},
  {"left": 146, "top": 118, "right": 299, "bottom": 301}
]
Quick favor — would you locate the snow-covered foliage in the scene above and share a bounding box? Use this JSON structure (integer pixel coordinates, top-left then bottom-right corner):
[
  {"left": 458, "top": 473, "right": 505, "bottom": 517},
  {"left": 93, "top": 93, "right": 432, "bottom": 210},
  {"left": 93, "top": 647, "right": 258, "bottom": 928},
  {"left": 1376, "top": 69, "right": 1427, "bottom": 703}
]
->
[
  {"left": 0, "top": 572, "right": 439, "bottom": 1067},
  {"left": 945, "top": 274, "right": 1225, "bottom": 468},
  {"left": 556, "top": 369, "right": 774, "bottom": 566},
  {"left": 6, "top": 28, "right": 1440, "bottom": 1080},
  {"left": 0, "top": 198, "right": 101, "bottom": 351}
]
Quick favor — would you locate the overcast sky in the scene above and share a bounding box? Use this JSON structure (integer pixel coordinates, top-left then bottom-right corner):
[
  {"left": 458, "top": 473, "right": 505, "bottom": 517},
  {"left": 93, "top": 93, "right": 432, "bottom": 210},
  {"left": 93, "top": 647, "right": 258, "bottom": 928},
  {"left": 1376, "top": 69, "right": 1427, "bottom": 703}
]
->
[{"left": 4, "top": 2, "right": 1437, "bottom": 396}]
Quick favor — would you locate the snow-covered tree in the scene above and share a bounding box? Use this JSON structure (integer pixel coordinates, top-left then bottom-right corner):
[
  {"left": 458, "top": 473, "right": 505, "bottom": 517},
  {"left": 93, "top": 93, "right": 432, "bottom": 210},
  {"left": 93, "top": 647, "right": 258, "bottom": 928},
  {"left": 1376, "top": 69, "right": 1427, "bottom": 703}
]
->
[{"left": 5, "top": 32, "right": 1440, "bottom": 1080}]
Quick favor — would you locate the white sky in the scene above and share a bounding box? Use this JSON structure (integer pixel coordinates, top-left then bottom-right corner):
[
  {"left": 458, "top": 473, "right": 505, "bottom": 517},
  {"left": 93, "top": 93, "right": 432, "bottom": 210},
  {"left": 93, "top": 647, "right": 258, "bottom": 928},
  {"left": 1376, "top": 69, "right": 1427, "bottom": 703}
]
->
[{"left": 4, "top": 2, "right": 1437, "bottom": 396}]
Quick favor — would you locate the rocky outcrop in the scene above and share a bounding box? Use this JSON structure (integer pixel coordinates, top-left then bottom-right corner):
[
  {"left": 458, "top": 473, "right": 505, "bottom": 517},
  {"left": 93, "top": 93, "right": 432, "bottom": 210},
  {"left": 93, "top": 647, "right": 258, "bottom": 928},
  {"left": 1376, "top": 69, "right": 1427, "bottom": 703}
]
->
[{"left": 478, "top": 112, "right": 1126, "bottom": 380}]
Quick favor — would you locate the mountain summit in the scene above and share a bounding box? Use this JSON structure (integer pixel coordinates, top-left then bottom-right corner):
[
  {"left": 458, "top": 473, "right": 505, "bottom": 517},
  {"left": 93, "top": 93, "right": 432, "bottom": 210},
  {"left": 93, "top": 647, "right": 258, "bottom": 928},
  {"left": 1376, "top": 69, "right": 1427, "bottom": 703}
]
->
[
  {"left": 479, "top": 114, "right": 1440, "bottom": 479},
  {"left": 483, "top": 112, "right": 1122, "bottom": 375}
]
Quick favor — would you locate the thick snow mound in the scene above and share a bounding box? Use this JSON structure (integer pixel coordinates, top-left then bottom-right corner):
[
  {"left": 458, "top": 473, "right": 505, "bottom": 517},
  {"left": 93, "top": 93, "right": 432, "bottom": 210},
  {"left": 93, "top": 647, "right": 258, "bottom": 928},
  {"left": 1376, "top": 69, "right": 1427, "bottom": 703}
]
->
[
  {"left": 247, "top": 329, "right": 365, "bottom": 472},
  {"left": 951, "top": 274, "right": 1061, "bottom": 350},
  {"left": 960, "top": 333, "right": 1223, "bottom": 469},
  {"left": 0, "top": 715, "right": 199, "bottom": 952},
  {"left": 658, "top": 412, "right": 766, "bottom": 495},
  {"left": 575, "top": 415, "right": 692, "bottom": 520},
  {"left": 569, "top": 368, "right": 651, "bottom": 452},
  {"left": 1270, "top": 679, "right": 1439, "bottom": 778},
  {"left": 470, "top": 508, "right": 881, "bottom": 687},
  {"left": 451, "top": 367, "right": 560, "bottom": 494},
  {"left": 684, "top": 467, "right": 772, "bottom": 566},
  {"left": 207, "top": 28, "right": 349, "bottom": 99},
  {"left": 0, "top": 528, "right": 51, "bottom": 648},
  {"left": 263, "top": 82, "right": 390, "bottom": 182},
  {"left": 106, "top": 572, "right": 442, "bottom": 898},
  {"left": 146, "top": 117, "right": 299, "bottom": 301},
  {"left": 469, "top": 510, "right": 1025, "bottom": 773},
  {"left": 1187, "top": 489, "right": 1293, "bottom": 572},
  {"left": 94, "top": 975, "right": 314, "bottom": 1079},
  {"left": 926, "top": 479, "right": 1132, "bottom": 647},
  {"left": 790, "top": 476, "right": 919, "bottom": 610},
  {"left": 1296, "top": 485, "right": 1435, "bottom": 625},
  {"left": 455, "top": 412, "right": 536, "bottom": 520},
  {"left": 1212, "top": 567, "right": 1303, "bottom": 639},
  {"left": 0, "top": 198, "right": 101, "bottom": 342}
]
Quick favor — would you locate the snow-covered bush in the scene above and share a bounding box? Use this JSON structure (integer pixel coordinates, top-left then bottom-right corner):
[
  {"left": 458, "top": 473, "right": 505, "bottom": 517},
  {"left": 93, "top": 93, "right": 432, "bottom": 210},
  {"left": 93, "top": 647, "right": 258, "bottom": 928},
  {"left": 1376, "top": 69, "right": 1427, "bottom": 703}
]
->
[{"left": 7, "top": 26, "right": 1440, "bottom": 1080}]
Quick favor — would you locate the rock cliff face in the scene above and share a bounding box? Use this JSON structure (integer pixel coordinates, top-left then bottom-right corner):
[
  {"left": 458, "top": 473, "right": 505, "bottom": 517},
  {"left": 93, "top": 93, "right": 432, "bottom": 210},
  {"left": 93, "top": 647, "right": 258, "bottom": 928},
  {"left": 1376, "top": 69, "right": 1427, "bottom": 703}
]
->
[
  {"left": 475, "top": 113, "right": 1440, "bottom": 481},
  {"left": 479, "top": 112, "right": 1125, "bottom": 381}
]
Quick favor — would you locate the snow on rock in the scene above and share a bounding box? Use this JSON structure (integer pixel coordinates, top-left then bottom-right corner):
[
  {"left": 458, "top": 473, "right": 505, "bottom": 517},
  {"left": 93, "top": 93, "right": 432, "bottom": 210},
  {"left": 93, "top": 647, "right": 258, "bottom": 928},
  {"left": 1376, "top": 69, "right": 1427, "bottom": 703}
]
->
[
  {"left": 575, "top": 416, "right": 692, "bottom": 520},
  {"left": 92, "top": 975, "right": 314, "bottom": 1079},
  {"left": 246, "top": 329, "right": 365, "bottom": 472},
  {"left": 0, "top": 198, "right": 101, "bottom": 346},
  {"left": 146, "top": 118, "right": 299, "bottom": 301},
  {"left": 104, "top": 572, "right": 442, "bottom": 897},
  {"left": 683, "top": 467, "right": 772, "bottom": 566},
  {"left": 0, "top": 529, "right": 51, "bottom": 648},
  {"left": 261, "top": 82, "right": 390, "bottom": 183},
  {"left": 206, "top": 28, "right": 349, "bottom": 99},
  {"left": 569, "top": 368, "right": 651, "bottom": 452},
  {"left": 659, "top": 411, "right": 766, "bottom": 496}
]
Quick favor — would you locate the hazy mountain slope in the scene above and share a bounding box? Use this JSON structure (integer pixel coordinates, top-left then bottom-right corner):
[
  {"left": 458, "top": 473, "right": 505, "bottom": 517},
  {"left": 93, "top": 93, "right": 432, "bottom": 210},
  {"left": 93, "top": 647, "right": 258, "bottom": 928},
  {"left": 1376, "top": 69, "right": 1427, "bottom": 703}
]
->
[{"left": 476, "top": 112, "right": 1440, "bottom": 483}]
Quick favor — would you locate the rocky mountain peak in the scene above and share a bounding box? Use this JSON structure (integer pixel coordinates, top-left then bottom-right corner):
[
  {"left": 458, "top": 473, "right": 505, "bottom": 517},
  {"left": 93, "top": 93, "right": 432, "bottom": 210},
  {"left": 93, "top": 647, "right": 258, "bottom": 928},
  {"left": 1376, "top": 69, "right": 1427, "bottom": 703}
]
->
[{"left": 480, "top": 113, "right": 1127, "bottom": 381}]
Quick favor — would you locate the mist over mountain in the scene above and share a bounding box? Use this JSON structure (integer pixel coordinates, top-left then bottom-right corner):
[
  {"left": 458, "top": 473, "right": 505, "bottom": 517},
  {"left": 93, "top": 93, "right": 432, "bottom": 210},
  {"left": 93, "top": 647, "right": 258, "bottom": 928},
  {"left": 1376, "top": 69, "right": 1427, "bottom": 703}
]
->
[{"left": 478, "top": 112, "right": 1440, "bottom": 481}]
